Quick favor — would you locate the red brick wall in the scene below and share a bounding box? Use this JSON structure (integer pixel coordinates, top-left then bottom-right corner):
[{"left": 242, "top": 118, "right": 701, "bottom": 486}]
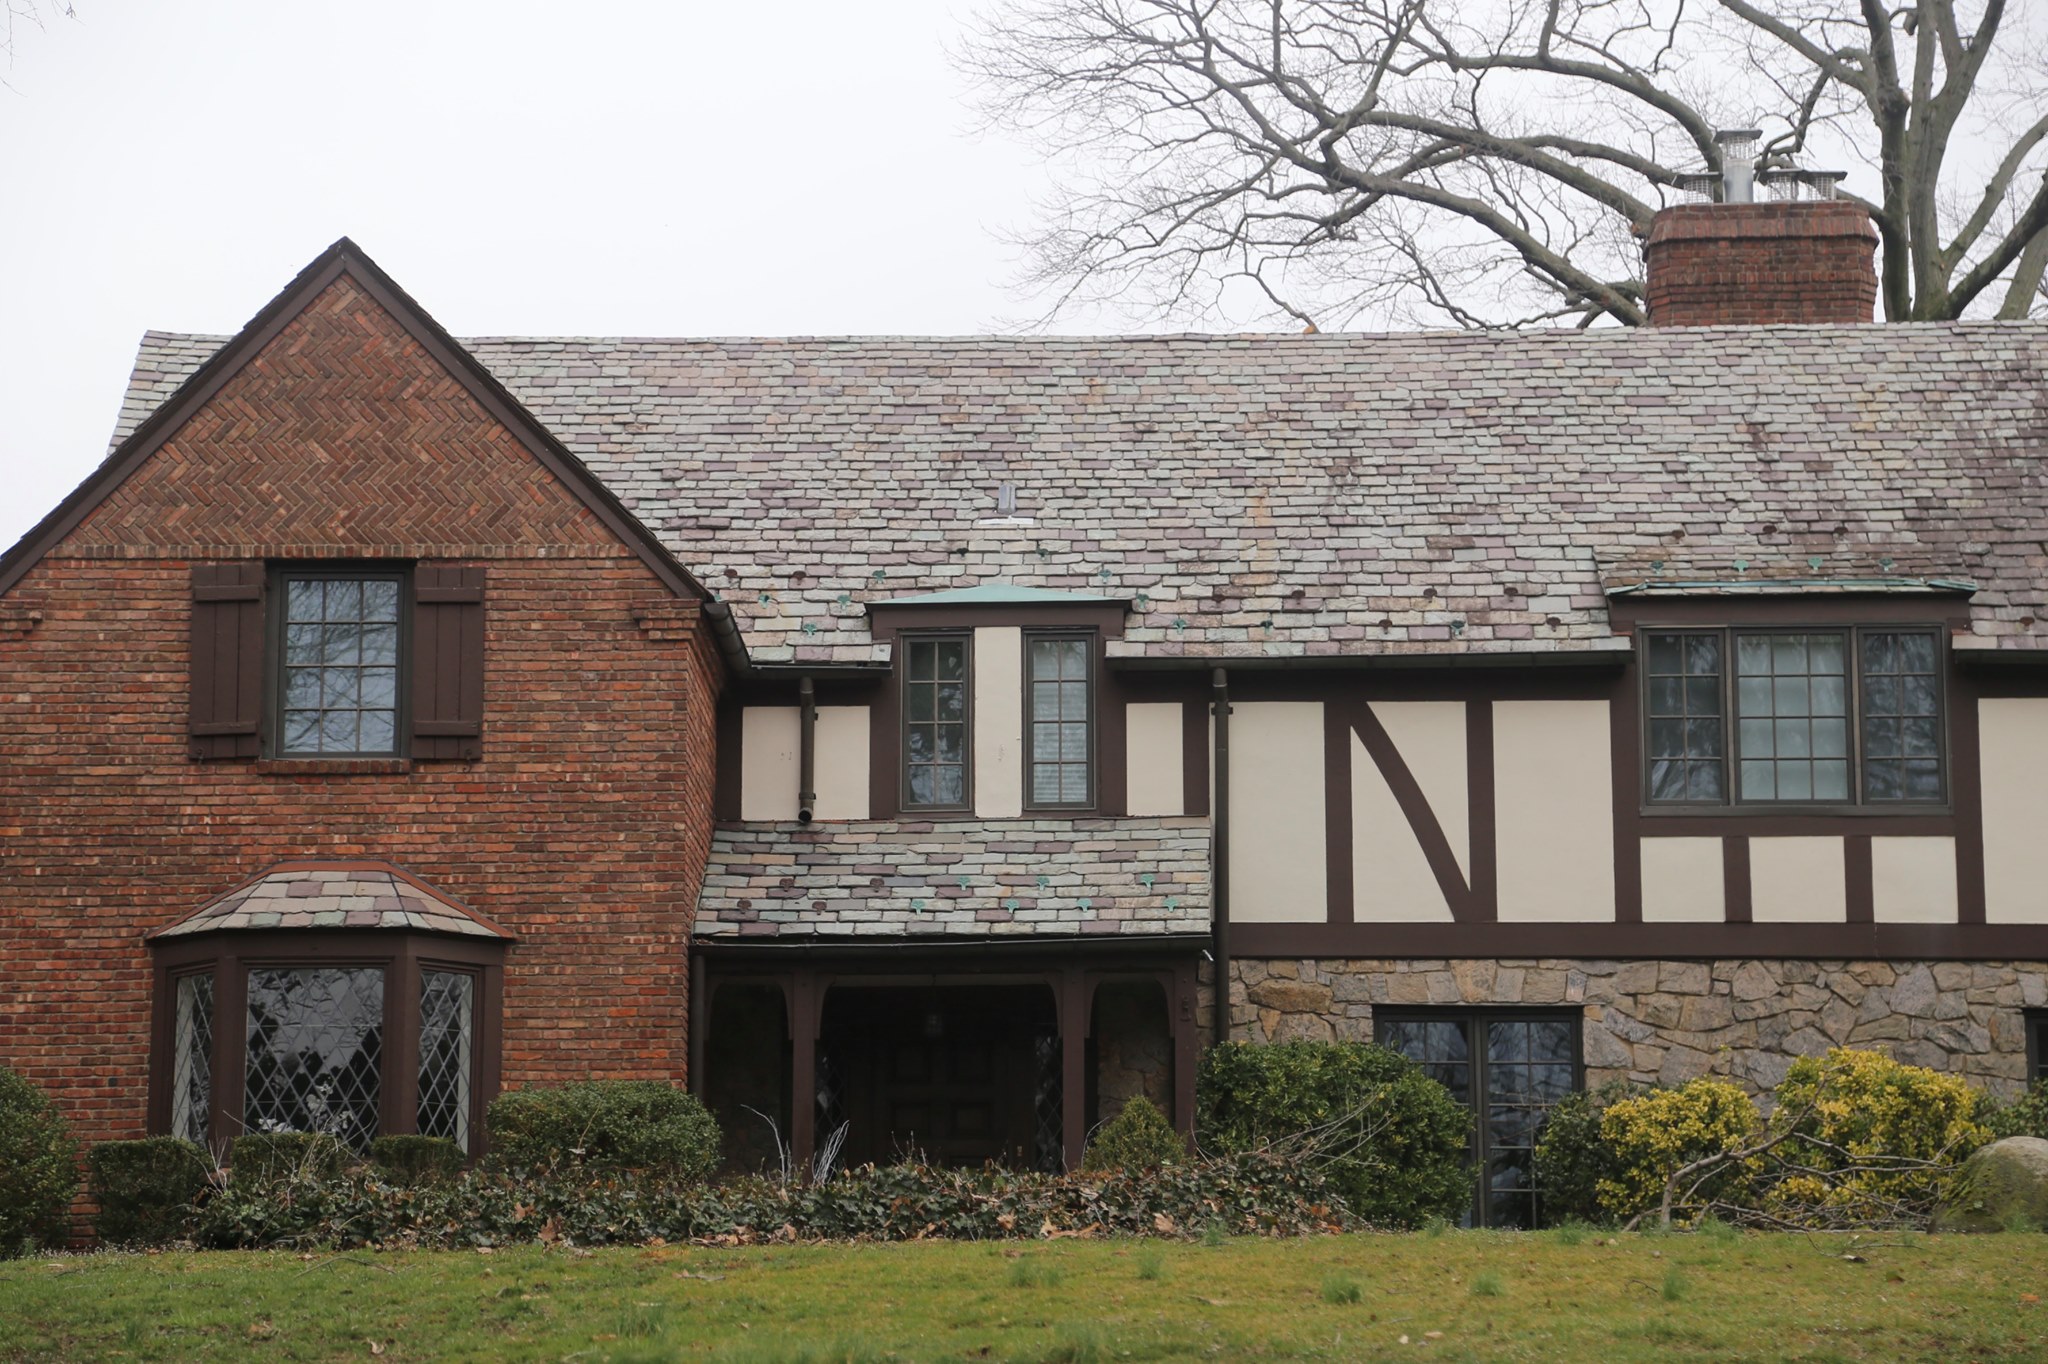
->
[
  {"left": 1644, "top": 201, "right": 1879, "bottom": 326},
  {"left": 0, "top": 272, "right": 722, "bottom": 1148}
]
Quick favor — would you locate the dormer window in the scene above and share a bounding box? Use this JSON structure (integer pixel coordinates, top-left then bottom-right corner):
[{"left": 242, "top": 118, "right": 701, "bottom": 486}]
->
[
  {"left": 1643, "top": 625, "right": 1945, "bottom": 808},
  {"left": 903, "top": 634, "right": 970, "bottom": 809}
]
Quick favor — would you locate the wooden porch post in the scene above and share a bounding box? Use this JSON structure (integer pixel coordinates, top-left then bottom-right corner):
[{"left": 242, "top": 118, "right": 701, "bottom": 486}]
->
[
  {"left": 1059, "top": 967, "right": 1089, "bottom": 1171},
  {"left": 789, "top": 969, "right": 818, "bottom": 1179},
  {"left": 1170, "top": 961, "right": 1199, "bottom": 1142}
]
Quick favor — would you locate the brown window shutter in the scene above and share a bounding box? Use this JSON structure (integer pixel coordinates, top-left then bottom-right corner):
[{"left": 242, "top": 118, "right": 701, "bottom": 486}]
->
[
  {"left": 412, "top": 565, "right": 485, "bottom": 760},
  {"left": 188, "top": 562, "right": 265, "bottom": 761}
]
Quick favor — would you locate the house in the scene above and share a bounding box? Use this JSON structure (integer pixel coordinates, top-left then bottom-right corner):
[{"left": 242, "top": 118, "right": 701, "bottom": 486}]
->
[{"left": 5, "top": 193, "right": 2048, "bottom": 1227}]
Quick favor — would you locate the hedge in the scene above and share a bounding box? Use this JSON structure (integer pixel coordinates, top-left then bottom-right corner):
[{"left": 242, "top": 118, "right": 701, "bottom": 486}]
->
[
  {"left": 485, "top": 1081, "right": 720, "bottom": 1178},
  {"left": 0, "top": 1069, "right": 79, "bottom": 1258},
  {"left": 87, "top": 1137, "right": 209, "bottom": 1245}
]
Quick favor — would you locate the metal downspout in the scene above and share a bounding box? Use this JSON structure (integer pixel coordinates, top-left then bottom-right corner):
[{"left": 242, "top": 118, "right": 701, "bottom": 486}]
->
[
  {"left": 1210, "top": 667, "right": 1232, "bottom": 1046},
  {"left": 797, "top": 676, "right": 817, "bottom": 824}
]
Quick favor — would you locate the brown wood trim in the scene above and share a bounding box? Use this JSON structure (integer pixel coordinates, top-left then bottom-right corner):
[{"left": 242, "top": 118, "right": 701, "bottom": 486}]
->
[
  {"left": 1845, "top": 834, "right": 1874, "bottom": 924},
  {"left": 715, "top": 701, "right": 744, "bottom": 821},
  {"left": 1181, "top": 699, "right": 1210, "bottom": 817},
  {"left": 0, "top": 239, "right": 710, "bottom": 610},
  {"left": 1724, "top": 836, "right": 1753, "bottom": 922},
  {"left": 1609, "top": 669, "right": 1643, "bottom": 922},
  {"left": 1950, "top": 666, "right": 1988, "bottom": 924},
  {"left": 1232, "top": 919, "right": 2048, "bottom": 961},
  {"left": 1608, "top": 595, "right": 1975, "bottom": 630},
  {"left": 1346, "top": 703, "right": 1477, "bottom": 922},
  {"left": 1324, "top": 704, "right": 1353, "bottom": 925},
  {"left": 1466, "top": 701, "right": 1498, "bottom": 921}
]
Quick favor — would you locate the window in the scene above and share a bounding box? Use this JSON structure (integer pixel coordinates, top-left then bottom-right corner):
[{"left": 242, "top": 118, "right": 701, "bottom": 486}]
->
[
  {"left": 1377, "top": 1010, "right": 1580, "bottom": 1228},
  {"left": 154, "top": 941, "right": 497, "bottom": 1154},
  {"left": 1026, "top": 635, "right": 1093, "bottom": 808},
  {"left": 280, "top": 572, "right": 404, "bottom": 756},
  {"left": 903, "top": 634, "right": 970, "bottom": 809},
  {"left": 1644, "top": 626, "right": 1944, "bottom": 807}
]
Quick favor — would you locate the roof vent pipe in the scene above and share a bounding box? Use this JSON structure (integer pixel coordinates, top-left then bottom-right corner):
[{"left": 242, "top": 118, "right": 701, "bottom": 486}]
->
[
  {"left": 1715, "top": 129, "right": 1761, "bottom": 204},
  {"left": 797, "top": 676, "right": 817, "bottom": 825}
]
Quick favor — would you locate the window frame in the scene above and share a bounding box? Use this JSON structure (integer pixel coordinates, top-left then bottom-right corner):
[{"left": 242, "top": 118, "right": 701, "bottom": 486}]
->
[
  {"left": 147, "top": 930, "right": 502, "bottom": 1156},
  {"left": 1374, "top": 1006, "right": 1583, "bottom": 1229},
  {"left": 1021, "top": 629, "right": 1098, "bottom": 812},
  {"left": 1639, "top": 622, "right": 1949, "bottom": 815},
  {"left": 898, "top": 630, "right": 974, "bottom": 813},
  {"left": 268, "top": 563, "right": 413, "bottom": 761}
]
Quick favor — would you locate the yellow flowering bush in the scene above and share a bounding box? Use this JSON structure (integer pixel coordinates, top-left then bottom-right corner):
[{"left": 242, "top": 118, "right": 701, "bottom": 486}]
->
[
  {"left": 1766, "top": 1048, "right": 1994, "bottom": 1218},
  {"left": 1594, "top": 1078, "right": 1761, "bottom": 1220}
]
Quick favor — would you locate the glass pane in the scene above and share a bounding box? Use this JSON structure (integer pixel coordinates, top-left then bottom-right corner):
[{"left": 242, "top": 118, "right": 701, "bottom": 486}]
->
[
  {"left": 359, "top": 711, "right": 396, "bottom": 753},
  {"left": 319, "top": 711, "right": 358, "bottom": 752},
  {"left": 360, "top": 624, "right": 398, "bottom": 667},
  {"left": 937, "top": 643, "right": 966, "bottom": 681},
  {"left": 1864, "top": 717, "right": 1900, "bottom": 758},
  {"left": 1647, "top": 634, "right": 1682, "bottom": 673},
  {"left": 1809, "top": 634, "right": 1845, "bottom": 674},
  {"left": 1033, "top": 767, "right": 1062, "bottom": 803},
  {"left": 937, "top": 682, "right": 965, "bottom": 722},
  {"left": 1741, "top": 760, "right": 1776, "bottom": 800},
  {"left": 362, "top": 580, "right": 400, "bottom": 621},
  {"left": 1488, "top": 1022, "right": 1527, "bottom": 1064},
  {"left": 287, "top": 579, "right": 321, "bottom": 622},
  {"left": 1905, "top": 760, "right": 1942, "bottom": 800},
  {"left": 1904, "top": 676, "right": 1938, "bottom": 716},
  {"left": 285, "top": 669, "right": 321, "bottom": 709},
  {"left": 1740, "top": 718, "right": 1774, "bottom": 757},
  {"left": 1778, "top": 762, "right": 1812, "bottom": 801},
  {"left": 1060, "top": 681, "right": 1087, "bottom": 718},
  {"left": 1648, "top": 678, "right": 1684, "bottom": 714},
  {"left": 1032, "top": 684, "right": 1059, "bottom": 722},
  {"left": 1898, "top": 634, "right": 1937, "bottom": 672},
  {"left": 322, "top": 668, "right": 360, "bottom": 707},
  {"left": 936, "top": 725, "right": 963, "bottom": 763},
  {"left": 1738, "top": 677, "right": 1772, "bottom": 716},
  {"left": 1060, "top": 640, "right": 1088, "bottom": 674},
  {"left": 1773, "top": 677, "right": 1808, "bottom": 714},
  {"left": 1775, "top": 719, "right": 1810, "bottom": 758},
  {"left": 171, "top": 973, "right": 214, "bottom": 1147},
  {"left": 1685, "top": 677, "right": 1719, "bottom": 715},
  {"left": 1061, "top": 767, "right": 1089, "bottom": 803},
  {"left": 1862, "top": 632, "right": 1896, "bottom": 673},
  {"left": 1771, "top": 635, "right": 1807, "bottom": 674},
  {"left": 1686, "top": 761, "right": 1724, "bottom": 801},
  {"left": 1648, "top": 759, "right": 1687, "bottom": 801},
  {"left": 1812, "top": 718, "right": 1847, "bottom": 758},
  {"left": 1864, "top": 675, "right": 1898, "bottom": 715},
  {"left": 285, "top": 623, "right": 322, "bottom": 667},
  {"left": 418, "top": 971, "right": 474, "bottom": 1151},
  {"left": 908, "top": 685, "right": 934, "bottom": 722},
  {"left": 244, "top": 967, "right": 384, "bottom": 1151},
  {"left": 1736, "top": 635, "right": 1771, "bottom": 676},
  {"left": 1865, "top": 761, "right": 1901, "bottom": 802},
  {"left": 909, "top": 641, "right": 935, "bottom": 681},
  {"left": 284, "top": 711, "right": 320, "bottom": 751},
  {"left": 1684, "top": 635, "right": 1720, "bottom": 676},
  {"left": 932, "top": 766, "right": 964, "bottom": 805},
  {"left": 1060, "top": 724, "right": 1088, "bottom": 761},
  {"left": 1030, "top": 640, "right": 1060, "bottom": 679},
  {"left": 907, "top": 767, "right": 935, "bottom": 805},
  {"left": 1650, "top": 719, "right": 1684, "bottom": 759},
  {"left": 1033, "top": 725, "right": 1060, "bottom": 761},
  {"left": 1811, "top": 676, "right": 1846, "bottom": 716},
  {"left": 907, "top": 724, "right": 933, "bottom": 762},
  {"left": 1903, "top": 717, "right": 1939, "bottom": 757},
  {"left": 325, "top": 580, "right": 362, "bottom": 619},
  {"left": 1813, "top": 761, "right": 1849, "bottom": 801}
]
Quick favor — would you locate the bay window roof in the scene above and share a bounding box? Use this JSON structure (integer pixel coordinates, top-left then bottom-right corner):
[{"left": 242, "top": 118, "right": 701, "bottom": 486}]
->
[{"left": 152, "top": 860, "right": 512, "bottom": 941}]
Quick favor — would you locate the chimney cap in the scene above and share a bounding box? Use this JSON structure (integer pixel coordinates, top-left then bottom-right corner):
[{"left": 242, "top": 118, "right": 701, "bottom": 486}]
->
[{"left": 1713, "top": 128, "right": 1764, "bottom": 147}]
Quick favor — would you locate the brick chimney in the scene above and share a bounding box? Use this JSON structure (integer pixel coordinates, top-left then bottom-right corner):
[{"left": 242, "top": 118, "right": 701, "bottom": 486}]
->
[{"left": 1644, "top": 199, "right": 1879, "bottom": 326}]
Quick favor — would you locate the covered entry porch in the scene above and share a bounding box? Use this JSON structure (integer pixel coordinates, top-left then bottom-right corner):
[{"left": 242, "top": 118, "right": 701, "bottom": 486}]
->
[{"left": 691, "top": 937, "right": 1204, "bottom": 1175}]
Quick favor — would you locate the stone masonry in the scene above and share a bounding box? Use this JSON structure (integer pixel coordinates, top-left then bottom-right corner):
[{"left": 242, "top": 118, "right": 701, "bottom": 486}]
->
[{"left": 1201, "top": 957, "right": 2046, "bottom": 1097}]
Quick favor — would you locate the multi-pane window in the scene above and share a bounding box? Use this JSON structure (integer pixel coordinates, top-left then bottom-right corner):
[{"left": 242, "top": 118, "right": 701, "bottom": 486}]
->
[
  {"left": 170, "top": 973, "right": 213, "bottom": 1146},
  {"left": 1644, "top": 626, "right": 1943, "bottom": 807},
  {"left": 1377, "top": 1011, "right": 1579, "bottom": 1228},
  {"left": 1026, "top": 636, "right": 1093, "bottom": 807},
  {"left": 904, "top": 635, "right": 969, "bottom": 808},
  {"left": 418, "top": 971, "right": 476, "bottom": 1151},
  {"left": 244, "top": 967, "right": 385, "bottom": 1151},
  {"left": 281, "top": 575, "right": 403, "bottom": 756}
]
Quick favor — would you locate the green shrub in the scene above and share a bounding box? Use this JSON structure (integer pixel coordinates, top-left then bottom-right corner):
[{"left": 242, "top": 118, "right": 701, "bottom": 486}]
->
[
  {"left": 1985, "top": 1079, "right": 2048, "bottom": 1140},
  {"left": 485, "top": 1081, "right": 720, "bottom": 1179},
  {"left": 1082, "top": 1095, "right": 1184, "bottom": 1173},
  {"left": 1594, "top": 1078, "right": 1761, "bottom": 1221},
  {"left": 369, "top": 1135, "right": 466, "bottom": 1183},
  {"left": 87, "top": 1137, "right": 208, "bottom": 1245},
  {"left": 1196, "top": 1040, "right": 1469, "bottom": 1228},
  {"left": 1766, "top": 1048, "right": 1993, "bottom": 1220},
  {"left": 192, "top": 1149, "right": 1349, "bottom": 1250},
  {"left": 228, "top": 1131, "right": 350, "bottom": 1187},
  {"left": 0, "top": 1068, "right": 79, "bottom": 1257},
  {"left": 1531, "top": 1081, "right": 1636, "bottom": 1226}
]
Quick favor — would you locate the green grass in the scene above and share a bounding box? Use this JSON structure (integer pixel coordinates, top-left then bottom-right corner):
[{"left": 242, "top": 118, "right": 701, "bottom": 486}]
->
[{"left": 1, "top": 1232, "right": 2045, "bottom": 1362}]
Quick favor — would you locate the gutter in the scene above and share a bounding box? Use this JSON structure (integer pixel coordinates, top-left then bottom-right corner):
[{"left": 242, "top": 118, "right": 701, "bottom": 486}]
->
[
  {"left": 1210, "top": 666, "right": 1232, "bottom": 1047},
  {"left": 702, "top": 599, "right": 754, "bottom": 678}
]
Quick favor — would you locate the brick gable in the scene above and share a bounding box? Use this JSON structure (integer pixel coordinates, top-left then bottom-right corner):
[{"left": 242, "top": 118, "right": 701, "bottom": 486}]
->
[{"left": 0, "top": 262, "right": 721, "bottom": 1156}]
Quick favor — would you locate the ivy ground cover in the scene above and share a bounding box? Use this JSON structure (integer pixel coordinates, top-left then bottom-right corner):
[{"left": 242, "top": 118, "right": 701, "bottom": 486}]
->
[{"left": 3, "top": 1231, "right": 2046, "bottom": 1362}]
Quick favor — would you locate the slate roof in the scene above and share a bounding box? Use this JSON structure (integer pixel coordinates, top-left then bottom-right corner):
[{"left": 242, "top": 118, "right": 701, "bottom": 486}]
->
[
  {"left": 695, "top": 818, "right": 1211, "bottom": 938},
  {"left": 111, "top": 322, "right": 2048, "bottom": 664},
  {"left": 152, "top": 861, "right": 510, "bottom": 940}
]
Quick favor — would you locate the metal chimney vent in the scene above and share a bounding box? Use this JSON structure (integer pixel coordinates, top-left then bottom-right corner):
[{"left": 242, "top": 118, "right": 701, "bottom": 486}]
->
[{"left": 1714, "top": 129, "right": 1762, "bottom": 204}]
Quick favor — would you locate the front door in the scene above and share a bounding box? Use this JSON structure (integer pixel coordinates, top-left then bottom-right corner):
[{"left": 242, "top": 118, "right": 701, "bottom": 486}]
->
[{"left": 1376, "top": 1010, "right": 1580, "bottom": 1228}]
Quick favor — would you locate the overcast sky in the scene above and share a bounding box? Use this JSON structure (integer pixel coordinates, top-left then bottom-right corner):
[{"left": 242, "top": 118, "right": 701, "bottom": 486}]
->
[{"left": 0, "top": 0, "right": 1139, "bottom": 550}]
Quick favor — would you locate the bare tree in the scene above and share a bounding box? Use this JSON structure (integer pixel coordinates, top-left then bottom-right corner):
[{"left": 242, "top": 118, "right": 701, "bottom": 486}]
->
[
  {"left": 3, "top": 1, "right": 76, "bottom": 75},
  {"left": 964, "top": 1, "right": 2048, "bottom": 327}
]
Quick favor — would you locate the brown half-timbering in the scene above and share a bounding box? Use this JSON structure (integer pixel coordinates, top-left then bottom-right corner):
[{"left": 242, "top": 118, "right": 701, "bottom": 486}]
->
[
  {"left": 1466, "top": 701, "right": 1499, "bottom": 920},
  {"left": 1724, "top": 836, "right": 1753, "bottom": 922},
  {"left": 1337, "top": 701, "right": 1483, "bottom": 922},
  {"left": 1323, "top": 705, "right": 1353, "bottom": 924},
  {"left": 1845, "top": 834, "right": 1875, "bottom": 923},
  {"left": 1231, "top": 919, "right": 2048, "bottom": 959},
  {"left": 147, "top": 928, "right": 506, "bottom": 1154},
  {"left": 1181, "top": 697, "right": 1210, "bottom": 817}
]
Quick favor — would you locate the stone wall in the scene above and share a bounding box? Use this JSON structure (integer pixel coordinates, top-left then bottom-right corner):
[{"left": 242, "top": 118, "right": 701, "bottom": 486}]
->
[
  {"left": 1094, "top": 982, "right": 1172, "bottom": 1121},
  {"left": 1200, "top": 957, "right": 2045, "bottom": 1097}
]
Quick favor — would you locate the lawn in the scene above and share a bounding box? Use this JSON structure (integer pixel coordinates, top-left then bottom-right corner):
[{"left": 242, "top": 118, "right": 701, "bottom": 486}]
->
[{"left": 2, "top": 1229, "right": 2044, "bottom": 1363}]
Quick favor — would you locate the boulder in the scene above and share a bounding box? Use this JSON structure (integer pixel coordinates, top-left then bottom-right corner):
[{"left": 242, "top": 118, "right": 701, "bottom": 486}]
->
[{"left": 1936, "top": 1137, "right": 2048, "bottom": 1233}]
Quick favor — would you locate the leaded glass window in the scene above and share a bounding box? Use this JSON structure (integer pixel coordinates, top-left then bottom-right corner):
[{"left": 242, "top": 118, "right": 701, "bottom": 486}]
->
[
  {"left": 417, "top": 971, "right": 475, "bottom": 1150},
  {"left": 1736, "top": 632, "right": 1850, "bottom": 802},
  {"left": 1378, "top": 1011, "right": 1578, "bottom": 1229},
  {"left": 1027, "top": 636, "right": 1092, "bottom": 807},
  {"left": 244, "top": 967, "right": 385, "bottom": 1150},
  {"left": 904, "top": 636, "right": 969, "bottom": 808},
  {"left": 1861, "top": 631, "right": 1943, "bottom": 802},
  {"left": 171, "top": 973, "right": 213, "bottom": 1146},
  {"left": 282, "top": 575, "right": 402, "bottom": 756},
  {"left": 1645, "top": 632, "right": 1725, "bottom": 802}
]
